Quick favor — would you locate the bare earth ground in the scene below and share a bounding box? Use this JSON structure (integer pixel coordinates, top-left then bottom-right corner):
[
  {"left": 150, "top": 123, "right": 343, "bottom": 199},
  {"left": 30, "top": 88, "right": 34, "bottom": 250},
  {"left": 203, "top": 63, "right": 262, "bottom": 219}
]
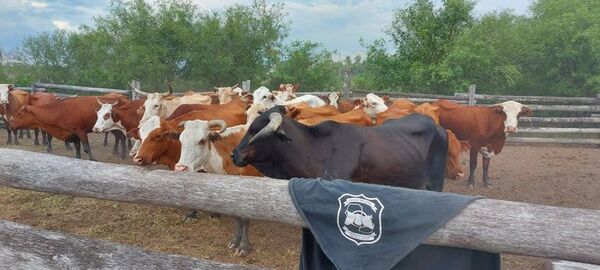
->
[{"left": 0, "top": 132, "right": 599, "bottom": 270}]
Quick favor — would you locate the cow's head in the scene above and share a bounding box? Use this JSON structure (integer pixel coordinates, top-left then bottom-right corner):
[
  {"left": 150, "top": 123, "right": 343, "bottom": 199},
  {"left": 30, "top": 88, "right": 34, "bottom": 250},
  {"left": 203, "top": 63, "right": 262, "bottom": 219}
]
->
[
  {"left": 174, "top": 119, "right": 228, "bottom": 173},
  {"left": 328, "top": 92, "right": 340, "bottom": 107},
  {"left": 10, "top": 105, "right": 34, "bottom": 129},
  {"left": 215, "top": 83, "right": 240, "bottom": 104},
  {"left": 0, "top": 84, "right": 15, "bottom": 105},
  {"left": 132, "top": 116, "right": 163, "bottom": 165},
  {"left": 245, "top": 103, "right": 267, "bottom": 125},
  {"left": 414, "top": 103, "right": 440, "bottom": 125},
  {"left": 233, "top": 106, "right": 292, "bottom": 167},
  {"left": 491, "top": 101, "right": 533, "bottom": 134},
  {"left": 252, "top": 86, "right": 279, "bottom": 109},
  {"left": 445, "top": 130, "right": 470, "bottom": 180},
  {"left": 93, "top": 99, "right": 120, "bottom": 133},
  {"left": 363, "top": 93, "right": 388, "bottom": 118},
  {"left": 130, "top": 82, "right": 172, "bottom": 123}
]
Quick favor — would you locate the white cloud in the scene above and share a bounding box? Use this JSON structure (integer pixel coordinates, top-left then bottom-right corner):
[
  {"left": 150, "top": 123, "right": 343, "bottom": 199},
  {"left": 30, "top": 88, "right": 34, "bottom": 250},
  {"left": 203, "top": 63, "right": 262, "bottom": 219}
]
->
[
  {"left": 52, "top": 20, "right": 73, "bottom": 30},
  {"left": 30, "top": 1, "right": 48, "bottom": 9}
]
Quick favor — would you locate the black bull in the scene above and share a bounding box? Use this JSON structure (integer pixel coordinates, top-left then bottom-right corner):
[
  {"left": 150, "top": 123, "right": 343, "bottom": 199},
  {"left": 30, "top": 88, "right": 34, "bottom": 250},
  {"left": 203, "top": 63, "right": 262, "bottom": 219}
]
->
[{"left": 232, "top": 106, "right": 449, "bottom": 191}]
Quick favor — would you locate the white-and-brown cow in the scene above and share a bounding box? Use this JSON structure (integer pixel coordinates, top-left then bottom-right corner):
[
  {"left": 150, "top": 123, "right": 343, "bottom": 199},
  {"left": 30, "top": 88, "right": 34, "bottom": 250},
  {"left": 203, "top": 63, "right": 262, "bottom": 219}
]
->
[{"left": 174, "top": 120, "right": 261, "bottom": 257}]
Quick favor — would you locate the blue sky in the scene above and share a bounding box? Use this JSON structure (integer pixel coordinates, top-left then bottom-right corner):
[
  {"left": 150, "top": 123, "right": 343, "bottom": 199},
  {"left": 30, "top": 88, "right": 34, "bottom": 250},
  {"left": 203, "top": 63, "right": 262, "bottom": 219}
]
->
[{"left": 0, "top": 0, "right": 531, "bottom": 57}]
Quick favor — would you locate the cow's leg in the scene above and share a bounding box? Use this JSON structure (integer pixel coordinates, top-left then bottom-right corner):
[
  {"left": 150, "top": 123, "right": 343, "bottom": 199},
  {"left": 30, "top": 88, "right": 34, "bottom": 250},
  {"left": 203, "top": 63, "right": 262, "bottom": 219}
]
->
[
  {"left": 183, "top": 209, "right": 198, "bottom": 222},
  {"left": 46, "top": 135, "right": 53, "bottom": 153},
  {"left": 18, "top": 129, "right": 24, "bottom": 139},
  {"left": 65, "top": 141, "right": 73, "bottom": 151},
  {"left": 111, "top": 130, "right": 126, "bottom": 159},
  {"left": 12, "top": 129, "right": 19, "bottom": 145},
  {"left": 111, "top": 133, "right": 119, "bottom": 157},
  {"left": 33, "top": 128, "right": 40, "bottom": 145},
  {"left": 234, "top": 218, "right": 251, "bottom": 257},
  {"left": 77, "top": 131, "right": 96, "bottom": 161},
  {"left": 103, "top": 132, "right": 109, "bottom": 147},
  {"left": 42, "top": 130, "right": 48, "bottom": 146},
  {"left": 129, "top": 139, "right": 141, "bottom": 157},
  {"left": 127, "top": 137, "right": 133, "bottom": 150},
  {"left": 228, "top": 217, "right": 243, "bottom": 249},
  {"left": 73, "top": 138, "right": 82, "bottom": 159},
  {"left": 482, "top": 156, "right": 492, "bottom": 188},
  {"left": 467, "top": 148, "right": 478, "bottom": 188},
  {"left": 5, "top": 125, "right": 12, "bottom": 144},
  {"left": 25, "top": 128, "right": 31, "bottom": 139}
]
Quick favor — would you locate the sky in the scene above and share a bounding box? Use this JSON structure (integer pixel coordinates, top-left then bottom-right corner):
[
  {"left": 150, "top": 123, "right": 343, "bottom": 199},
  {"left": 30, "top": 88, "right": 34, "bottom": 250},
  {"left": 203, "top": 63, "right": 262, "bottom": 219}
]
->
[{"left": 0, "top": 0, "right": 531, "bottom": 57}]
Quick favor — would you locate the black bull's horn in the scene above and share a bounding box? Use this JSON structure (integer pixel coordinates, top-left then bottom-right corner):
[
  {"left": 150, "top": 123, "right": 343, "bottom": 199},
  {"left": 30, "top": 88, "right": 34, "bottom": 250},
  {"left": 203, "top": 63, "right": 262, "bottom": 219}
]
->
[{"left": 249, "top": 112, "right": 283, "bottom": 144}]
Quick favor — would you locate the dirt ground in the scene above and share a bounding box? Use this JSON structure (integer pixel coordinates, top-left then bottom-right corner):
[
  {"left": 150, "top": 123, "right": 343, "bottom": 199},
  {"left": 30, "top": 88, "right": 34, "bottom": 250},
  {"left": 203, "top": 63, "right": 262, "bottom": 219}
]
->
[{"left": 0, "top": 132, "right": 598, "bottom": 270}]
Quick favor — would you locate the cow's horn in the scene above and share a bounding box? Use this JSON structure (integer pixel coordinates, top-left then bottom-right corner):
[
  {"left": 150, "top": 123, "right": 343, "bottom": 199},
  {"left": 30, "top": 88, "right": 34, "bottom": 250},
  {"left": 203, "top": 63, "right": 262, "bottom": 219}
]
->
[
  {"left": 162, "top": 82, "right": 173, "bottom": 97},
  {"left": 208, "top": 120, "right": 228, "bottom": 133},
  {"left": 249, "top": 112, "right": 282, "bottom": 144},
  {"left": 129, "top": 82, "right": 149, "bottom": 97},
  {"left": 96, "top": 98, "right": 104, "bottom": 106},
  {"left": 110, "top": 99, "right": 119, "bottom": 106}
]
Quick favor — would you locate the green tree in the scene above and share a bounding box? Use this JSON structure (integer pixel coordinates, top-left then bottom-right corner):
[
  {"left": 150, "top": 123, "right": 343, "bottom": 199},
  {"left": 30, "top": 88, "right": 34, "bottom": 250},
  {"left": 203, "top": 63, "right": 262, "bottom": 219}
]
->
[
  {"left": 270, "top": 41, "right": 341, "bottom": 91},
  {"left": 16, "top": 30, "right": 72, "bottom": 84}
]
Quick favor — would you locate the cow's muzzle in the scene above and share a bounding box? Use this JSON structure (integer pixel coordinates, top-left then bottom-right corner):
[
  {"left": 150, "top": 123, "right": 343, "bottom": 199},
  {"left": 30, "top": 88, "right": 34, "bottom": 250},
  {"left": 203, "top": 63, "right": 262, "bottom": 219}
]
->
[
  {"left": 231, "top": 151, "right": 248, "bottom": 167},
  {"left": 505, "top": 126, "right": 517, "bottom": 134},
  {"left": 174, "top": 164, "right": 189, "bottom": 172}
]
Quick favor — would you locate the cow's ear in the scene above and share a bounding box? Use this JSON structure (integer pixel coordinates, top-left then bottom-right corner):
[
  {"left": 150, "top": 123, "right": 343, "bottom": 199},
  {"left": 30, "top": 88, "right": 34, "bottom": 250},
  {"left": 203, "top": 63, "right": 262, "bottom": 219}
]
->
[
  {"left": 491, "top": 105, "right": 504, "bottom": 114},
  {"left": 520, "top": 106, "right": 533, "bottom": 117},
  {"left": 8, "top": 84, "right": 15, "bottom": 91},
  {"left": 275, "top": 129, "right": 293, "bottom": 142},
  {"left": 293, "top": 83, "right": 301, "bottom": 92},
  {"left": 163, "top": 131, "right": 180, "bottom": 141},
  {"left": 241, "top": 93, "right": 253, "bottom": 103},
  {"left": 208, "top": 131, "right": 222, "bottom": 142}
]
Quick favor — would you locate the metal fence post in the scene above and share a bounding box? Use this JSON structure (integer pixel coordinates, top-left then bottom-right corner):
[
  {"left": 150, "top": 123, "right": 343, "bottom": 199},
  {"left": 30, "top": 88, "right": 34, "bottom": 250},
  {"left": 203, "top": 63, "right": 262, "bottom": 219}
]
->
[{"left": 468, "top": 84, "right": 476, "bottom": 106}]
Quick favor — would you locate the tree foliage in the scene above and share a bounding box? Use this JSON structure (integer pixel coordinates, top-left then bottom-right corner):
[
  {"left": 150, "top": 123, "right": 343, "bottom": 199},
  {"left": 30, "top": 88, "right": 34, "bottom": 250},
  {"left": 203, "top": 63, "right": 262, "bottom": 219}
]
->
[
  {"left": 270, "top": 41, "right": 341, "bottom": 91},
  {"left": 359, "top": 0, "right": 600, "bottom": 96}
]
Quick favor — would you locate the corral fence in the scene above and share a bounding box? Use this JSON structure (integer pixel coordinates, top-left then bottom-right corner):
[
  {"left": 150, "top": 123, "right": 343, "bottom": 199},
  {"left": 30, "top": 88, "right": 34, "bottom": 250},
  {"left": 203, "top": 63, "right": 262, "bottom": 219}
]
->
[
  {"left": 307, "top": 84, "right": 600, "bottom": 147},
  {"left": 0, "top": 149, "right": 598, "bottom": 269},
  {"left": 9, "top": 81, "right": 600, "bottom": 146}
]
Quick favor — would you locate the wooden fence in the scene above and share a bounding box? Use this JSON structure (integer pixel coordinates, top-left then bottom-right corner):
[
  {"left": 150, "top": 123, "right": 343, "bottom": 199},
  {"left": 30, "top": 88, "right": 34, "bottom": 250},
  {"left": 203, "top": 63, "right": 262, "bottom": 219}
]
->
[
  {"left": 0, "top": 149, "right": 598, "bottom": 268},
  {"left": 351, "top": 86, "right": 600, "bottom": 146},
  {"left": 12, "top": 81, "right": 600, "bottom": 146}
]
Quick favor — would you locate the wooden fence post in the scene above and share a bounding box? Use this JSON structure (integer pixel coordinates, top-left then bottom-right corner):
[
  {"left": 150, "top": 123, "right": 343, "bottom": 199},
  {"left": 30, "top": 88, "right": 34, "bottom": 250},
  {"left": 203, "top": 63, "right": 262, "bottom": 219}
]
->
[
  {"left": 242, "top": 80, "right": 251, "bottom": 92},
  {"left": 342, "top": 67, "right": 351, "bottom": 98},
  {"left": 131, "top": 80, "right": 141, "bottom": 100},
  {"left": 468, "top": 84, "right": 476, "bottom": 106}
]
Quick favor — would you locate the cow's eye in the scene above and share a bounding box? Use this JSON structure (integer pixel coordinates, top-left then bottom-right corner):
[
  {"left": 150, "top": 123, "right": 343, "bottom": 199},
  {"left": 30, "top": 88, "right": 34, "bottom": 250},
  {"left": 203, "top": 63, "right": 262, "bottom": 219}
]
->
[
  {"left": 103, "top": 113, "right": 110, "bottom": 120},
  {"left": 154, "top": 104, "right": 159, "bottom": 108},
  {"left": 199, "top": 139, "right": 206, "bottom": 145}
]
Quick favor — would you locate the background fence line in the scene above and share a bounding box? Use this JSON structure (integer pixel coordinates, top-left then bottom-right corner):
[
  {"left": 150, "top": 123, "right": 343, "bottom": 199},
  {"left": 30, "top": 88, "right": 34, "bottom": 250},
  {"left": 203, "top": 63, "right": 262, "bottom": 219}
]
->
[{"left": 8, "top": 81, "right": 600, "bottom": 146}]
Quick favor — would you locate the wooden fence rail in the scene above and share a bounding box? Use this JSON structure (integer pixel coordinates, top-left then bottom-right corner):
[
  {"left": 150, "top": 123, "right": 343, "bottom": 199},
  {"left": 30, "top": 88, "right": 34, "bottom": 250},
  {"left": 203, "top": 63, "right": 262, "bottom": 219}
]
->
[
  {"left": 0, "top": 219, "right": 259, "bottom": 270},
  {"left": 0, "top": 149, "right": 599, "bottom": 264},
  {"left": 33, "top": 83, "right": 130, "bottom": 95}
]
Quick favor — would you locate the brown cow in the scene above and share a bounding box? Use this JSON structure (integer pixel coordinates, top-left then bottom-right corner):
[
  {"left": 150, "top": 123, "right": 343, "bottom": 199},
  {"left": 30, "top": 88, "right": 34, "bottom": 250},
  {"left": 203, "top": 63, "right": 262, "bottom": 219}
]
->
[
  {"left": 28, "top": 92, "right": 61, "bottom": 146},
  {"left": 134, "top": 107, "right": 248, "bottom": 169},
  {"left": 286, "top": 103, "right": 340, "bottom": 121},
  {"left": 298, "top": 108, "right": 374, "bottom": 126},
  {"left": 434, "top": 99, "right": 533, "bottom": 187},
  {"left": 1, "top": 87, "right": 29, "bottom": 145},
  {"left": 11, "top": 94, "right": 129, "bottom": 160}
]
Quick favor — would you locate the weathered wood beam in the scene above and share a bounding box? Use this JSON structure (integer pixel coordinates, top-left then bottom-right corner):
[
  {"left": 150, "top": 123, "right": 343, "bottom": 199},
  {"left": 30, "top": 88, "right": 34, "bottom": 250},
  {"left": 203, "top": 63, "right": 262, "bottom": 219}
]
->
[
  {"left": 544, "top": 260, "right": 600, "bottom": 270},
  {"left": 0, "top": 219, "right": 259, "bottom": 269},
  {"left": 520, "top": 117, "right": 600, "bottom": 123},
  {"left": 455, "top": 93, "right": 600, "bottom": 104},
  {"left": 0, "top": 149, "right": 599, "bottom": 264},
  {"left": 507, "top": 137, "right": 600, "bottom": 145},
  {"left": 528, "top": 104, "right": 600, "bottom": 112},
  {"left": 33, "top": 83, "right": 130, "bottom": 95},
  {"left": 519, "top": 127, "right": 600, "bottom": 134}
]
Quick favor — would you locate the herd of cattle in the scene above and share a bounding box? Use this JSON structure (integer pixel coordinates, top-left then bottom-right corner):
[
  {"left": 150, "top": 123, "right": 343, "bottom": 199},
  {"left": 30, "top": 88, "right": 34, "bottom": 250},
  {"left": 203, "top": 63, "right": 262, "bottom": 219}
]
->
[{"left": 0, "top": 82, "right": 533, "bottom": 256}]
